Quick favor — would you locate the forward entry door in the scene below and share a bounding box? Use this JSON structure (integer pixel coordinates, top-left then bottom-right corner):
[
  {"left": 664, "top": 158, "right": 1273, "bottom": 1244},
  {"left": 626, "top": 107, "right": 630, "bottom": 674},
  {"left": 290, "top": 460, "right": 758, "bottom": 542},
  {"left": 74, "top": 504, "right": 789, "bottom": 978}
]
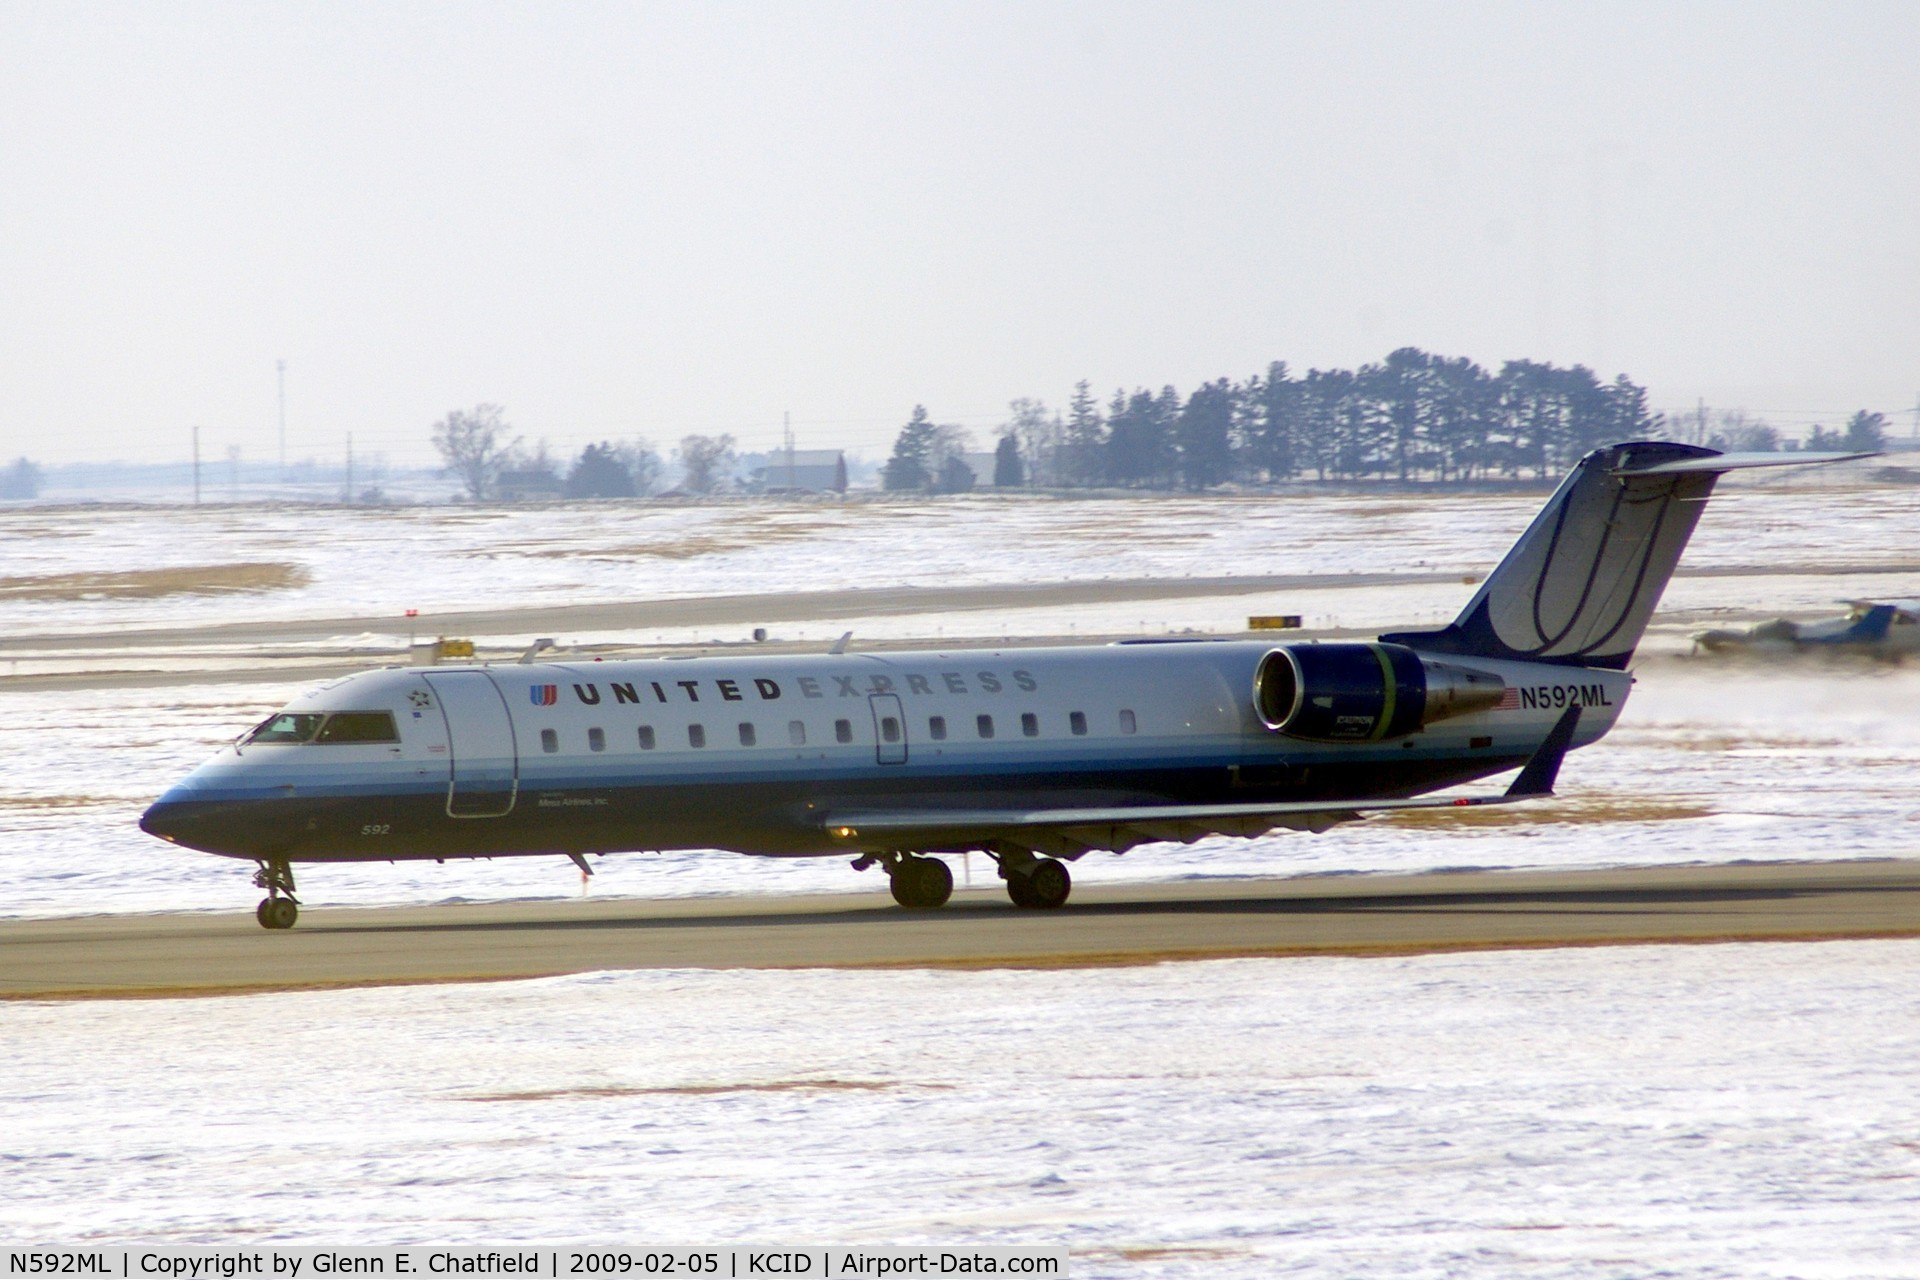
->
[
  {"left": 424, "top": 671, "right": 519, "bottom": 817},
  {"left": 869, "top": 693, "right": 908, "bottom": 765}
]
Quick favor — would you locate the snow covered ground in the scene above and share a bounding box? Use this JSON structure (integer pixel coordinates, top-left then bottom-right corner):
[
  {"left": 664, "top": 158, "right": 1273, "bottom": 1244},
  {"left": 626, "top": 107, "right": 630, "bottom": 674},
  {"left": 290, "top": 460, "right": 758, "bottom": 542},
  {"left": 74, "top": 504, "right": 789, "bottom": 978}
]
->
[
  {"left": 5, "top": 485, "right": 1920, "bottom": 1268},
  {"left": 4, "top": 479, "right": 1913, "bottom": 638},
  {"left": 5, "top": 943, "right": 1920, "bottom": 1276}
]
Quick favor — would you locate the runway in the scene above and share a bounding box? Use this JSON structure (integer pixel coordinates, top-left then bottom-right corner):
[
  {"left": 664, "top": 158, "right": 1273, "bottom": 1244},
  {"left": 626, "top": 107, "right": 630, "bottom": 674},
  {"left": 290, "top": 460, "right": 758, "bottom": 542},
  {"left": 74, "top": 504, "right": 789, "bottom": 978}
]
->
[{"left": 6, "top": 859, "right": 1920, "bottom": 999}]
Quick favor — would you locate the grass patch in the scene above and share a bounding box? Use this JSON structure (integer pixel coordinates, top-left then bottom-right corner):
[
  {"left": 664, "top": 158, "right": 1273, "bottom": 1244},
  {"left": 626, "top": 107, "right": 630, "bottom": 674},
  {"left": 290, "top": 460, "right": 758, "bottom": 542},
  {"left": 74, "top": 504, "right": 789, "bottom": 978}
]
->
[
  {"left": 0, "top": 562, "right": 309, "bottom": 599},
  {"left": 513, "top": 518, "right": 842, "bottom": 561}
]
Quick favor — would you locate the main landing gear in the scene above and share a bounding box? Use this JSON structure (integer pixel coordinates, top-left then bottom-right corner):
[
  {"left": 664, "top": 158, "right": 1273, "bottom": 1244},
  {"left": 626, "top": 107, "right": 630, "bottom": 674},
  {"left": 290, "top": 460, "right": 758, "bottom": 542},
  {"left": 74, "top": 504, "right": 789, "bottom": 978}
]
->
[
  {"left": 253, "top": 858, "right": 299, "bottom": 930},
  {"left": 999, "top": 852, "right": 1071, "bottom": 910},
  {"left": 854, "top": 852, "right": 955, "bottom": 910},
  {"left": 852, "top": 850, "right": 1071, "bottom": 911}
]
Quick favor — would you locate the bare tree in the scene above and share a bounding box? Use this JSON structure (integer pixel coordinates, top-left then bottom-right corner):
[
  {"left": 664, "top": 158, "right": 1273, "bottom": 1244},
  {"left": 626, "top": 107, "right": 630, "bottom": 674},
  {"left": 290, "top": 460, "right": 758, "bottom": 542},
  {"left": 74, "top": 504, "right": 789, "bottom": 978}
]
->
[
  {"left": 1707, "top": 410, "right": 1779, "bottom": 453},
  {"left": 614, "top": 439, "right": 663, "bottom": 495},
  {"left": 677, "top": 434, "right": 736, "bottom": 494},
  {"left": 431, "top": 404, "right": 520, "bottom": 500},
  {"left": 1001, "top": 398, "right": 1058, "bottom": 485}
]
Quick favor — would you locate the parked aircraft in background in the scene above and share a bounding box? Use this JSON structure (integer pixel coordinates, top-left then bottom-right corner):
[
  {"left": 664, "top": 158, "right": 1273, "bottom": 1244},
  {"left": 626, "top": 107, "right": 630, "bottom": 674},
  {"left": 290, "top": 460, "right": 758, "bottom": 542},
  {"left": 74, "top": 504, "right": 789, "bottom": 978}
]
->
[
  {"left": 141, "top": 442, "right": 1867, "bottom": 927},
  {"left": 1693, "top": 600, "right": 1920, "bottom": 658}
]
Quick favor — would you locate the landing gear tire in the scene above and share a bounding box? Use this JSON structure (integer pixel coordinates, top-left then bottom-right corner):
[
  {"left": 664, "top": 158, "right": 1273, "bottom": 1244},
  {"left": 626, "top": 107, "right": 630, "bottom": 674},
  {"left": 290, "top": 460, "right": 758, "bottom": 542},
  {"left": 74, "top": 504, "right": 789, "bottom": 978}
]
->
[
  {"left": 1006, "top": 857, "right": 1070, "bottom": 909},
  {"left": 888, "top": 855, "right": 954, "bottom": 910},
  {"left": 252, "top": 858, "right": 300, "bottom": 929}
]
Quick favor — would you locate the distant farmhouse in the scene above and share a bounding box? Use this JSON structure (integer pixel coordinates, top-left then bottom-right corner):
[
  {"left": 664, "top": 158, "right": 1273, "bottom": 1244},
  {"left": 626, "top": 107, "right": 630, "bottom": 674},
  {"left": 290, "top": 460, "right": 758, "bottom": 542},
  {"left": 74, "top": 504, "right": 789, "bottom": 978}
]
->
[
  {"left": 495, "top": 467, "right": 564, "bottom": 501},
  {"left": 954, "top": 452, "right": 1014, "bottom": 489},
  {"left": 752, "top": 449, "right": 847, "bottom": 494}
]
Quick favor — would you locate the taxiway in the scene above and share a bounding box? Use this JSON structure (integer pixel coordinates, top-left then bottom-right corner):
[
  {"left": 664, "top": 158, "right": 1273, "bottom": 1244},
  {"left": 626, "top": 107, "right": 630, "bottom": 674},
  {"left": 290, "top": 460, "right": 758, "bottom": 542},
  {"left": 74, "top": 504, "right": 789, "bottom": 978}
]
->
[{"left": 5, "top": 859, "right": 1918, "bottom": 999}]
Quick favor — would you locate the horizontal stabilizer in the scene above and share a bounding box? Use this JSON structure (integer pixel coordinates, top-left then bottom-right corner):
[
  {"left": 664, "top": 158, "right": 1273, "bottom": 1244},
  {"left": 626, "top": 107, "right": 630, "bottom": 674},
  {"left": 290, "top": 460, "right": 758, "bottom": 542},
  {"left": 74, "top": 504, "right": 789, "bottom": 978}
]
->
[{"left": 1611, "top": 450, "right": 1875, "bottom": 476}]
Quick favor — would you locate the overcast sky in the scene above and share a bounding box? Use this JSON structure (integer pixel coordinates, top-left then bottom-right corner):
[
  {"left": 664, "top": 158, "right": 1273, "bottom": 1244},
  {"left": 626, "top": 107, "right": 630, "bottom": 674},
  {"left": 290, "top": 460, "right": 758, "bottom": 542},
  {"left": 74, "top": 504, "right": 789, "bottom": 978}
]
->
[{"left": 2, "top": 1, "right": 1915, "bottom": 469}]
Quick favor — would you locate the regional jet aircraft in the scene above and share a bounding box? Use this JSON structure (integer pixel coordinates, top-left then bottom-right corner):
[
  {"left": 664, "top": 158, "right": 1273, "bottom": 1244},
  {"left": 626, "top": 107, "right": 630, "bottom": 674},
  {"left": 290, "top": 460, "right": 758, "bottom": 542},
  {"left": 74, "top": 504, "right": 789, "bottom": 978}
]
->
[
  {"left": 141, "top": 442, "right": 1864, "bottom": 927},
  {"left": 1693, "top": 599, "right": 1920, "bottom": 658}
]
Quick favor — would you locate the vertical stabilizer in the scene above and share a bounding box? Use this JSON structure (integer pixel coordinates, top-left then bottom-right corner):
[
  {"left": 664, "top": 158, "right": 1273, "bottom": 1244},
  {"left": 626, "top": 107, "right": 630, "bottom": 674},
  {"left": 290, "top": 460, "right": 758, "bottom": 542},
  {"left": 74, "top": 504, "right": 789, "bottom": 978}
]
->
[{"left": 1383, "top": 442, "right": 1728, "bottom": 670}]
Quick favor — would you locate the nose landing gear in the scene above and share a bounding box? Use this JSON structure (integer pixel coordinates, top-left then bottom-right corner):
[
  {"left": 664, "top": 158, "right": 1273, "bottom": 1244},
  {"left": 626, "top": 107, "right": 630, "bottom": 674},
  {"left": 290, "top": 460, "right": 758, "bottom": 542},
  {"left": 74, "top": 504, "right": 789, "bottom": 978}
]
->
[{"left": 253, "top": 858, "right": 300, "bottom": 929}]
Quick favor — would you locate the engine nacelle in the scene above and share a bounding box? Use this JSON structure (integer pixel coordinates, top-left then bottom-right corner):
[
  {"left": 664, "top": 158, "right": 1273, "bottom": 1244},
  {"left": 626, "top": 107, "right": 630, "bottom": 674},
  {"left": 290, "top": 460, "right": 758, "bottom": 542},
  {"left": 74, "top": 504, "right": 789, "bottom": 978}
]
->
[{"left": 1253, "top": 643, "right": 1506, "bottom": 742}]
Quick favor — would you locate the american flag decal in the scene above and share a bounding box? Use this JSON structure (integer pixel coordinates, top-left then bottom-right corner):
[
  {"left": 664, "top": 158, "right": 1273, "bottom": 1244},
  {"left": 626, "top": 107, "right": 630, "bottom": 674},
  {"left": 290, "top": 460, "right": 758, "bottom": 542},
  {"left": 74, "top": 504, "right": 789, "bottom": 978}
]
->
[
  {"left": 530, "top": 684, "right": 558, "bottom": 707},
  {"left": 1495, "top": 686, "right": 1520, "bottom": 711}
]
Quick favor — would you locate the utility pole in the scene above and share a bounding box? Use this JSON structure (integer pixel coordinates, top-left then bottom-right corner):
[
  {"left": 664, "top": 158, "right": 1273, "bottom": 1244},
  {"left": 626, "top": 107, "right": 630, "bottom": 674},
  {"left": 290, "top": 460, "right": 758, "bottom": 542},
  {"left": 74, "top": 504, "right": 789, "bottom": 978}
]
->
[
  {"left": 276, "top": 358, "right": 287, "bottom": 474},
  {"left": 345, "top": 432, "right": 354, "bottom": 504},
  {"left": 783, "top": 410, "right": 795, "bottom": 488},
  {"left": 192, "top": 426, "right": 201, "bottom": 505}
]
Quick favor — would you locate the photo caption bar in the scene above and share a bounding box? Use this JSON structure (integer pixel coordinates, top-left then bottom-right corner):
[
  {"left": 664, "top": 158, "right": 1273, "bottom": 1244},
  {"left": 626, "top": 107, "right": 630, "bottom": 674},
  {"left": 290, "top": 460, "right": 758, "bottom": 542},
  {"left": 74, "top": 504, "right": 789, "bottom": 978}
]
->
[{"left": 3, "top": 1250, "right": 1067, "bottom": 1279}]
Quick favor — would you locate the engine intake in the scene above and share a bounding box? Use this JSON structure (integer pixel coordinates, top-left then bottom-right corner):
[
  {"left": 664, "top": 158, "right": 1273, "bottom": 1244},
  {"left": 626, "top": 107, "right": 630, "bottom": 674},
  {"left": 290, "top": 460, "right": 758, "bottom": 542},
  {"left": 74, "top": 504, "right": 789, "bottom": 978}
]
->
[{"left": 1254, "top": 643, "right": 1506, "bottom": 742}]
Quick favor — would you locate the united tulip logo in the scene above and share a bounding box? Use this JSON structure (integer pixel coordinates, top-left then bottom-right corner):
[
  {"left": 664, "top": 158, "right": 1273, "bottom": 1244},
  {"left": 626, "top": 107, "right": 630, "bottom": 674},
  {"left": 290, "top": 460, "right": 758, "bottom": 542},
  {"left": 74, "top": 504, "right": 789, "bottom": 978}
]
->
[{"left": 530, "top": 685, "right": 558, "bottom": 707}]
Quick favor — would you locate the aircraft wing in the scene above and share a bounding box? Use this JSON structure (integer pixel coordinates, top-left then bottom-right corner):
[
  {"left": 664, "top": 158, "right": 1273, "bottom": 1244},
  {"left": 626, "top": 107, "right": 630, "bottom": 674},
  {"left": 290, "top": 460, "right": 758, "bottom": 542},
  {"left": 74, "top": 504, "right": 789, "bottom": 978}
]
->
[{"left": 821, "top": 711, "right": 1580, "bottom": 856}]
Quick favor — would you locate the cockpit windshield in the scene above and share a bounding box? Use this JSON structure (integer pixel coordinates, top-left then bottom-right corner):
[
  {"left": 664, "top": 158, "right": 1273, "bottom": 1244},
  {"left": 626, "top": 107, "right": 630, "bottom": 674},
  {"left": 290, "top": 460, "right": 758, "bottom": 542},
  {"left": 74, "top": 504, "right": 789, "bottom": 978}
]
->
[
  {"left": 315, "top": 711, "right": 400, "bottom": 743},
  {"left": 244, "top": 710, "right": 399, "bottom": 746},
  {"left": 246, "top": 713, "right": 325, "bottom": 744}
]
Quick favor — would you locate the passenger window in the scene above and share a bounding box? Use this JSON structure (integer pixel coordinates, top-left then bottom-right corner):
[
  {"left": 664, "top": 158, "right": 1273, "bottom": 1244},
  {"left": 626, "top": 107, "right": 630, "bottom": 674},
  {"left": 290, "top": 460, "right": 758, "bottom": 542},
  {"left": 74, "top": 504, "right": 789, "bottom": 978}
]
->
[
  {"left": 977, "top": 714, "right": 995, "bottom": 739},
  {"left": 929, "top": 715, "right": 947, "bottom": 741},
  {"left": 1021, "top": 712, "right": 1039, "bottom": 738},
  {"left": 246, "top": 713, "right": 324, "bottom": 745},
  {"left": 638, "top": 725, "right": 656, "bottom": 750},
  {"left": 789, "top": 720, "right": 807, "bottom": 746},
  {"left": 835, "top": 719, "right": 853, "bottom": 744},
  {"left": 1119, "top": 709, "right": 1137, "bottom": 734},
  {"left": 540, "top": 728, "right": 559, "bottom": 753},
  {"left": 315, "top": 711, "right": 399, "bottom": 744},
  {"left": 739, "top": 722, "right": 756, "bottom": 746},
  {"left": 588, "top": 727, "right": 605, "bottom": 752},
  {"left": 689, "top": 724, "right": 707, "bottom": 748},
  {"left": 1070, "top": 711, "right": 1087, "bottom": 736},
  {"left": 881, "top": 716, "right": 900, "bottom": 743}
]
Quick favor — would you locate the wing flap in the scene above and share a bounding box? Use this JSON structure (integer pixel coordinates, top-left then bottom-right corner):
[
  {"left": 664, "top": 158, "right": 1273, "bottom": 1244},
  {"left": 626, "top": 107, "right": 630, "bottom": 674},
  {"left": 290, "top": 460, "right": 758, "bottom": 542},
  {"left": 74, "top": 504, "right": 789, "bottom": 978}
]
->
[
  {"left": 822, "top": 707, "right": 1581, "bottom": 853},
  {"left": 822, "top": 791, "right": 1520, "bottom": 853}
]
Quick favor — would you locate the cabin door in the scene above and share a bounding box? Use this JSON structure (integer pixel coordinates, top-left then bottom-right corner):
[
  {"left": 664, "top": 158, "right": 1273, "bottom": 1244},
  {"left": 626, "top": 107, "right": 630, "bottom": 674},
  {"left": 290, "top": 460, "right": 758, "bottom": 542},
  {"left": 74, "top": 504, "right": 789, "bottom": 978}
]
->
[
  {"left": 424, "top": 670, "right": 519, "bottom": 817},
  {"left": 869, "top": 694, "right": 908, "bottom": 765}
]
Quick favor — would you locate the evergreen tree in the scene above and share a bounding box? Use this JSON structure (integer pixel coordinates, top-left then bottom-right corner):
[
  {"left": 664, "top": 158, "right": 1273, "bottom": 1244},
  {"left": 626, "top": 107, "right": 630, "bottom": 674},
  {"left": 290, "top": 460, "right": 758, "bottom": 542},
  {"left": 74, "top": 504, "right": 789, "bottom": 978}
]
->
[
  {"left": 1106, "top": 388, "right": 1176, "bottom": 487},
  {"left": 883, "top": 405, "right": 938, "bottom": 491},
  {"left": 566, "top": 442, "right": 637, "bottom": 498},
  {"left": 1600, "top": 376, "right": 1661, "bottom": 450},
  {"left": 1244, "top": 362, "right": 1299, "bottom": 481},
  {"left": 1371, "top": 347, "right": 1433, "bottom": 481},
  {"left": 1176, "top": 378, "right": 1235, "bottom": 490},
  {"left": 1844, "top": 410, "right": 1888, "bottom": 453},
  {"left": 1062, "top": 381, "right": 1106, "bottom": 487},
  {"left": 935, "top": 454, "right": 976, "bottom": 493},
  {"left": 993, "top": 434, "right": 1025, "bottom": 487},
  {"left": 0, "top": 457, "right": 41, "bottom": 499}
]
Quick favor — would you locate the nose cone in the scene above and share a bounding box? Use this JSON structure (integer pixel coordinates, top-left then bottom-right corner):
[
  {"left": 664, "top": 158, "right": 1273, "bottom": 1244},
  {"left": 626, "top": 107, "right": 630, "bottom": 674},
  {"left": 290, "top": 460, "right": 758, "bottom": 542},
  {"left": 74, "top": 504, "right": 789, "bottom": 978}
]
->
[
  {"left": 140, "top": 795, "right": 188, "bottom": 843},
  {"left": 140, "top": 783, "right": 254, "bottom": 856}
]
